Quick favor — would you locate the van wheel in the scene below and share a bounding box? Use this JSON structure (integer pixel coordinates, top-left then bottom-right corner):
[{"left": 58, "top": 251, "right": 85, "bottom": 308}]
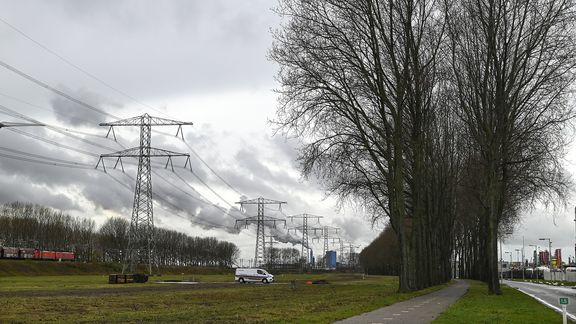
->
[
  {"left": 262, "top": 279, "right": 268, "bottom": 284},
  {"left": 239, "top": 278, "right": 245, "bottom": 283}
]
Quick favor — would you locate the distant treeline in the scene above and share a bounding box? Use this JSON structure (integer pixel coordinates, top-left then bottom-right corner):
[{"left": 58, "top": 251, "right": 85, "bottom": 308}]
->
[
  {"left": 359, "top": 226, "right": 399, "bottom": 276},
  {"left": 0, "top": 202, "right": 239, "bottom": 267}
]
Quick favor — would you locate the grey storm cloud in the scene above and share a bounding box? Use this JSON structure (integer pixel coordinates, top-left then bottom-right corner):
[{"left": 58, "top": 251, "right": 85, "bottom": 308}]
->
[
  {"left": 0, "top": 0, "right": 279, "bottom": 101},
  {"left": 0, "top": 0, "right": 379, "bottom": 256}
]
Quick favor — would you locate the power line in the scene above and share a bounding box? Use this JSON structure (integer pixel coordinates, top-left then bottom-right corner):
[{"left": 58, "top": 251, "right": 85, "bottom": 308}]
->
[
  {"left": 182, "top": 141, "right": 243, "bottom": 197},
  {"left": 0, "top": 20, "right": 244, "bottom": 202},
  {"left": 0, "top": 146, "right": 93, "bottom": 167},
  {"left": 155, "top": 169, "right": 244, "bottom": 220},
  {"left": 114, "top": 170, "right": 247, "bottom": 234},
  {"left": 0, "top": 15, "right": 173, "bottom": 119},
  {"left": 0, "top": 104, "right": 122, "bottom": 153},
  {"left": 7, "top": 128, "right": 99, "bottom": 157},
  {"left": 0, "top": 91, "right": 97, "bottom": 127},
  {"left": 0, "top": 150, "right": 92, "bottom": 169},
  {"left": 0, "top": 20, "right": 269, "bottom": 245},
  {"left": 0, "top": 59, "right": 120, "bottom": 120}
]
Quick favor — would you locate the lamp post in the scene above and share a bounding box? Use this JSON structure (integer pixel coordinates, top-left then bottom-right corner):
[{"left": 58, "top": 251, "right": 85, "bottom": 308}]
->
[
  {"left": 505, "top": 251, "right": 513, "bottom": 280},
  {"left": 499, "top": 232, "right": 513, "bottom": 283},
  {"left": 539, "top": 238, "right": 552, "bottom": 267},
  {"left": 529, "top": 244, "right": 538, "bottom": 279}
]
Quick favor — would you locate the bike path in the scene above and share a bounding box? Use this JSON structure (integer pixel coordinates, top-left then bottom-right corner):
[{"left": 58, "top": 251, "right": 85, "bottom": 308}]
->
[{"left": 334, "top": 279, "right": 469, "bottom": 324}]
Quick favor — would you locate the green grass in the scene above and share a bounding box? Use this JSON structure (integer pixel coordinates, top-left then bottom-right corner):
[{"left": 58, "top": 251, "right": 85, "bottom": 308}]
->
[
  {"left": 434, "top": 280, "right": 563, "bottom": 323},
  {"left": 0, "top": 273, "right": 446, "bottom": 323}
]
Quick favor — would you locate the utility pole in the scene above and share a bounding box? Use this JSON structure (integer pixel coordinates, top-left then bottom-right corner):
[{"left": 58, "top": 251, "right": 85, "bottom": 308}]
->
[
  {"left": 235, "top": 197, "right": 286, "bottom": 267},
  {"left": 96, "top": 113, "right": 193, "bottom": 275},
  {"left": 287, "top": 213, "right": 323, "bottom": 266}
]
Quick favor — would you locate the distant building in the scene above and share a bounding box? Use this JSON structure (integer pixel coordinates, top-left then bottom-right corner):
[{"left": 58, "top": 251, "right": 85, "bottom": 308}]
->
[
  {"left": 555, "top": 248, "right": 562, "bottom": 266},
  {"left": 325, "top": 250, "right": 337, "bottom": 269},
  {"left": 539, "top": 250, "right": 550, "bottom": 265}
]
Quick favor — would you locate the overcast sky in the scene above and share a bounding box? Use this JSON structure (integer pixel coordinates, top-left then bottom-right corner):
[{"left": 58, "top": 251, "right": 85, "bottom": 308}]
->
[
  {"left": 0, "top": 0, "right": 381, "bottom": 261},
  {"left": 1, "top": 1, "right": 576, "bottom": 265}
]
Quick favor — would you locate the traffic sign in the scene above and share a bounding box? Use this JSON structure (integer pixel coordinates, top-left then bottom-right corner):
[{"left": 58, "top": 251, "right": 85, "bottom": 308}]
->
[{"left": 560, "top": 297, "right": 569, "bottom": 305}]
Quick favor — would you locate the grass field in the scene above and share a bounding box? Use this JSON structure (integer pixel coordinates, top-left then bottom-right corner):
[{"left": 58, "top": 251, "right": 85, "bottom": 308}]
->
[
  {"left": 0, "top": 271, "right": 445, "bottom": 323},
  {"left": 0, "top": 261, "right": 566, "bottom": 323},
  {"left": 433, "top": 280, "right": 563, "bottom": 323}
]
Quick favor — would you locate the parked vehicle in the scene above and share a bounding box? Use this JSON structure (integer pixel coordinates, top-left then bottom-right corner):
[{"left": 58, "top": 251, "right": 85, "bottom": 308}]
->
[
  {"left": 0, "top": 246, "right": 75, "bottom": 261},
  {"left": 235, "top": 268, "right": 274, "bottom": 284}
]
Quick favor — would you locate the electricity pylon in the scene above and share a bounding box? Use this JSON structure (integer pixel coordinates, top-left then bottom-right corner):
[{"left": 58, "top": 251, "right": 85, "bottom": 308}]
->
[
  {"left": 347, "top": 243, "right": 360, "bottom": 267},
  {"left": 287, "top": 213, "right": 323, "bottom": 265},
  {"left": 265, "top": 235, "right": 279, "bottom": 266},
  {"left": 96, "top": 113, "right": 193, "bottom": 274},
  {"left": 312, "top": 225, "right": 339, "bottom": 267},
  {"left": 235, "top": 197, "right": 286, "bottom": 267}
]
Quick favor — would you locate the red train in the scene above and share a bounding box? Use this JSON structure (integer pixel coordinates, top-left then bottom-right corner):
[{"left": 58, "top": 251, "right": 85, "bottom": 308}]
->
[{"left": 0, "top": 247, "right": 74, "bottom": 261}]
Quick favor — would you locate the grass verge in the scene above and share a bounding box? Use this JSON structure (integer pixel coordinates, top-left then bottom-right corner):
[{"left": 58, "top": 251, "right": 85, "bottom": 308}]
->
[
  {"left": 434, "top": 280, "right": 562, "bottom": 323},
  {"left": 0, "top": 273, "right": 447, "bottom": 323}
]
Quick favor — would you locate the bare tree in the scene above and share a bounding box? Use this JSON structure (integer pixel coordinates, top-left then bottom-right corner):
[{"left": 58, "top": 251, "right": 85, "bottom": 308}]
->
[
  {"left": 272, "top": 0, "right": 453, "bottom": 291},
  {"left": 445, "top": 0, "right": 576, "bottom": 294}
]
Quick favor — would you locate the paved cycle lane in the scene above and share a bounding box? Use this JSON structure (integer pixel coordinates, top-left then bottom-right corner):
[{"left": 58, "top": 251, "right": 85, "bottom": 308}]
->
[{"left": 334, "top": 279, "right": 469, "bottom": 324}]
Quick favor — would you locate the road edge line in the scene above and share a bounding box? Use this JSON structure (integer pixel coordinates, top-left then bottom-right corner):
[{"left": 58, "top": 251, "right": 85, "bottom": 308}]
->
[{"left": 515, "top": 287, "right": 576, "bottom": 322}]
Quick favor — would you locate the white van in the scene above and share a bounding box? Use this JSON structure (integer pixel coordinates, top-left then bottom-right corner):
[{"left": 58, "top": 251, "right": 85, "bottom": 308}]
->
[{"left": 235, "top": 268, "right": 274, "bottom": 284}]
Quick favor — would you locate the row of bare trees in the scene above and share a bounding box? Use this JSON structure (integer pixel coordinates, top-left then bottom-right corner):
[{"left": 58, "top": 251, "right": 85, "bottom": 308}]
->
[
  {"left": 0, "top": 202, "right": 239, "bottom": 267},
  {"left": 0, "top": 202, "right": 96, "bottom": 260},
  {"left": 272, "top": 0, "right": 576, "bottom": 293}
]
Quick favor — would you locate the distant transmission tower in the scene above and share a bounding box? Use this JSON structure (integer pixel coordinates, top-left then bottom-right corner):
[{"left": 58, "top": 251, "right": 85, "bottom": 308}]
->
[
  {"left": 347, "top": 243, "right": 360, "bottom": 268},
  {"left": 312, "top": 225, "right": 339, "bottom": 267},
  {"left": 235, "top": 197, "right": 286, "bottom": 267},
  {"left": 96, "top": 113, "right": 193, "bottom": 274},
  {"left": 287, "top": 213, "right": 323, "bottom": 266},
  {"left": 265, "top": 235, "right": 279, "bottom": 266}
]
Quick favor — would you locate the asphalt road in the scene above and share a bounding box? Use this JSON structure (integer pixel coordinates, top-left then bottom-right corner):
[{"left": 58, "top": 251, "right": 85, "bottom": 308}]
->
[{"left": 505, "top": 280, "right": 576, "bottom": 322}]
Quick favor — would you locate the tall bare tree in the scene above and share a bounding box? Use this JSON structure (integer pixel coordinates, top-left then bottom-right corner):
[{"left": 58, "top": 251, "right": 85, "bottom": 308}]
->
[
  {"left": 445, "top": 0, "right": 576, "bottom": 294},
  {"left": 272, "top": 0, "right": 453, "bottom": 291}
]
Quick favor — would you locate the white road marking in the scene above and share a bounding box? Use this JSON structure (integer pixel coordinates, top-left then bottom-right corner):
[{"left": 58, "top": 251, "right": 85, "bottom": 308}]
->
[{"left": 516, "top": 287, "right": 576, "bottom": 322}]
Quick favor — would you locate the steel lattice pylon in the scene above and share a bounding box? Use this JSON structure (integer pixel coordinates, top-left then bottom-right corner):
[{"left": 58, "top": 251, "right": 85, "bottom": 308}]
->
[
  {"left": 96, "top": 113, "right": 192, "bottom": 274},
  {"left": 287, "top": 213, "right": 323, "bottom": 266},
  {"left": 235, "top": 197, "right": 286, "bottom": 267}
]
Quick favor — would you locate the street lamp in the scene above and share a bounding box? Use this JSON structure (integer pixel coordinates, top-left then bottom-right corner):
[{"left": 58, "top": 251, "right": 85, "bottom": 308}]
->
[
  {"left": 505, "top": 251, "right": 513, "bottom": 280},
  {"left": 528, "top": 245, "right": 538, "bottom": 266},
  {"left": 500, "top": 232, "right": 513, "bottom": 283},
  {"left": 539, "top": 238, "right": 552, "bottom": 267},
  {"left": 528, "top": 244, "right": 538, "bottom": 279}
]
